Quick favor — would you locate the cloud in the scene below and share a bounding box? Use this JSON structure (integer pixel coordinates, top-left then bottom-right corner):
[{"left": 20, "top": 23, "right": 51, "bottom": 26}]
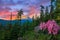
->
[
  {"left": 0, "top": 6, "right": 11, "bottom": 11},
  {"left": 0, "top": 0, "right": 50, "bottom": 6},
  {"left": 0, "top": 0, "right": 50, "bottom": 20}
]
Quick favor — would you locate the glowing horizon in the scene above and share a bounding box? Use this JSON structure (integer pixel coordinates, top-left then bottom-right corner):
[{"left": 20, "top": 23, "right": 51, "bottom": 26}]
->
[{"left": 0, "top": 0, "right": 50, "bottom": 20}]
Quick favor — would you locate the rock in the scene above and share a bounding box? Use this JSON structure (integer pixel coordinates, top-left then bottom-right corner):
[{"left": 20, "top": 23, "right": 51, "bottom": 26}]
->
[
  {"left": 34, "top": 26, "right": 40, "bottom": 32},
  {"left": 18, "top": 37, "right": 23, "bottom": 40}
]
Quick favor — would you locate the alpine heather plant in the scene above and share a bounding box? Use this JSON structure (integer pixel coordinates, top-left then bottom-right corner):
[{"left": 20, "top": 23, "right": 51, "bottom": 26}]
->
[{"left": 39, "top": 20, "right": 60, "bottom": 35}]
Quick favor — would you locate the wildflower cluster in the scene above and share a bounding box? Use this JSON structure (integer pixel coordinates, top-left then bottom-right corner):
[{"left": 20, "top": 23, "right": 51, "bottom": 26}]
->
[{"left": 39, "top": 20, "right": 60, "bottom": 35}]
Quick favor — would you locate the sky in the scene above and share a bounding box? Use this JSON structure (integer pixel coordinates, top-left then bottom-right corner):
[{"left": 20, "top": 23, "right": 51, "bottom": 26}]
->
[{"left": 0, "top": 0, "right": 50, "bottom": 20}]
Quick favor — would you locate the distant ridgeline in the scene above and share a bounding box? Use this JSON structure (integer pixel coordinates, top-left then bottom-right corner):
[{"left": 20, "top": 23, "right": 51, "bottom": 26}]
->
[{"left": 0, "top": 19, "right": 32, "bottom": 26}]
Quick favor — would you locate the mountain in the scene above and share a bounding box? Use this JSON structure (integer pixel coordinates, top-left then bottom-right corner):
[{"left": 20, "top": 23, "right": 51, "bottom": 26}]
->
[{"left": 0, "top": 18, "right": 32, "bottom": 26}]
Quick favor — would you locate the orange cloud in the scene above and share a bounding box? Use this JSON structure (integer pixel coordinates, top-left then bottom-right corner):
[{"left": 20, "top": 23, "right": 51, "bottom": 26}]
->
[
  {"left": 28, "top": 6, "right": 40, "bottom": 18},
  {"left": 0, "top": 6, "right": 40, "bottom": 20},
  {"left": 0, "top": 11, "right": 27, "bottom": 20}
]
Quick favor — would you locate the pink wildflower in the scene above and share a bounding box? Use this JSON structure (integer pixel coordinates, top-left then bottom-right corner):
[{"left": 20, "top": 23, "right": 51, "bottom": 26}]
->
[
  {"left": 39, "top": 22, "right": 46, "bottom": 30},
  {"left": 52, "top": 27, "right": 58, "bottom": 35},
  {"left": 39, "top": 20, "right": 60, "bottom": 35},
  {"left": 46, "top": 20, "right": 59, "bottom": 35}
]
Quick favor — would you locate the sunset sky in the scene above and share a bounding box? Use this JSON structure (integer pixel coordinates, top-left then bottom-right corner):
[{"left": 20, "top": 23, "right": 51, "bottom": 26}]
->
[{"left": 0, "top": 0, "right": 50, "bottom": 20}]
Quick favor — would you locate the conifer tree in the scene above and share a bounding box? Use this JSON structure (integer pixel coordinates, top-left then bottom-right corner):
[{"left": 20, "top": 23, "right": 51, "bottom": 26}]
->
[
  {"left": 50, "top": 0, "right": 55, "bottom": 19},
  {"left": 10, "top": 12, "right": 12, "bottom": 28},
  {"left": 0, "top": 23, "right": 3, "bottom": 30},
  {"left": 44, "top": 6, "right": 49, "bottom": 22},
  {"left": 45, "top": 6, "right": 49, "bottom": 16},
  {"left": 40, "top": 5, "right": 44, "bottom": 22},
  {"left": 17, "top": 9, "right": 23, "bottom": 26},
  {"left": 56, "top": 0, "right": 60, "bottom": 20},
  {"left": 17, "top": 9, "right": 23, "bottom": 20}
]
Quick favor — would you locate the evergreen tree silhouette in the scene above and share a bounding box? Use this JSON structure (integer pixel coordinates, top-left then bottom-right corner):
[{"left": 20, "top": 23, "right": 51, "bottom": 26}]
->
[
  {"left": 17, "top": 9, "right": 23, "bottom": 26},
  {"left": 17, "top": 9, "right": 23, "bottom": 20},
  {"left": 50, "top": 0, "right": 55, "bottom": 19},
  {"left": 44, "top": 6, "right": 49, "bottom": 22},
  {"left": 56, "top": 0, "right": 60, "bottom": 20},
  {"left": 40, "top": 5, "right": 44, "bottom": 22}
]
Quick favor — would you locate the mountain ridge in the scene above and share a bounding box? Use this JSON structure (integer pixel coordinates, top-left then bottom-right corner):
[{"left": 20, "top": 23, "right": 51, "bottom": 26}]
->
[{"left": 0, "top": 18, "right": 32, "bottom": 26}]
